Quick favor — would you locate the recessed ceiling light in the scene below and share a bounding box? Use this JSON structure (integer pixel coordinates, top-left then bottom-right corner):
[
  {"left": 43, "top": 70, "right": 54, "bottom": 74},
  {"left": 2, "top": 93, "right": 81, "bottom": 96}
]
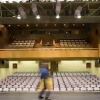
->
[
  {"left": 64, "top": 24, "right": 66, "bottom": 26},
  {"left": 45, "top": 24, "right": 47, "bottom": 26},
  {"left": 54, "top": 24, "right": 56, "bottom": 26},
  {"left": 18, "top": 25, "right": 19, "bottom": 26},
  {"left": 8, "top": 25, "right": 10, "bottom": 27},
  {"left": 27, "top": 24, "right": 29, "bottom": 27},
  {"left": 82, "top": 24, "right": 84, "bottom": 26},
  {"left": 36, "top": 24, "right": 38, "bottom": 26},
  {"left": 73, "top": 24, "right": 75, "bottom": 26}
]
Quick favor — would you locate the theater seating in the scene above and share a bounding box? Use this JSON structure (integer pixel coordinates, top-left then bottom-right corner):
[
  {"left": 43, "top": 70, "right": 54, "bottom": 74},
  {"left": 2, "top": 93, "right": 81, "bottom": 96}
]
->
[
  {"left": 0, "top": 72, "right": 40, "bottom": 92},
  {"left": 0, "top": 71, "right": 100, "bottom": 92},
  {"left": 59, "top": 38, "right": 90, "bottom": 48},
  {"left": 53, "top": 71, "right": 100, "bottom": 91},
  {"left": 9, "top": 39, "right": 36, "bottom": 48}
]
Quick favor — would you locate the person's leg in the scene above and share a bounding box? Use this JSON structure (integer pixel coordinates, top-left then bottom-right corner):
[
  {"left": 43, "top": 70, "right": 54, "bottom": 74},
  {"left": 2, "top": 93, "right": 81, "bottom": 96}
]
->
[
  {"left": 45, "top": 91, "right": 51, "bottom": 100},
  {"left": 38, "top": 79, "right": 46, "bottom": 99},
  {"left": 45, "top": 79, "right": 51, "bottom": 100}
]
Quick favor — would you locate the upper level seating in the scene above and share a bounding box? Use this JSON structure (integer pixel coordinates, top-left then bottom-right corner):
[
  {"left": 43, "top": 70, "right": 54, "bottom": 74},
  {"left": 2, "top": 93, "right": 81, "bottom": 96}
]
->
[
  {"left": 59, "top": 38, "right": 90, "bottom": 47},
  {"left": 9, "top": 39, "right": 36, "bottom": 48}
]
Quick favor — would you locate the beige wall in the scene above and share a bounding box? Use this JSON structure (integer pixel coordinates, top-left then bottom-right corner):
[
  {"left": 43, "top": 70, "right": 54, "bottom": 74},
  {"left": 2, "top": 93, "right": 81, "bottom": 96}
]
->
[
  {"left": 0, "top": 61, "right": 39, "bottom": 80},
  {"left": 0, "top": 60, "right": 100, "bottom": 80},
  {"left": 58, "top": 60, "right": 100, "bottom": 77}
]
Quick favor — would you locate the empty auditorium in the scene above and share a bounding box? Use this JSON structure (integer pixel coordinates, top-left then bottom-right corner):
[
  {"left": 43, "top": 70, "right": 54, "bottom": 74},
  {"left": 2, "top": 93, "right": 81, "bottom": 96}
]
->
[{"left": 0, "top": 0, "right": 100, "bottom": 100}]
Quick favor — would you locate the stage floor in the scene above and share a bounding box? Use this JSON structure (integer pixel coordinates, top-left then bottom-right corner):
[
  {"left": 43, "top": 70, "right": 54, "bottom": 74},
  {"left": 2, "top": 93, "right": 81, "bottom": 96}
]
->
[{"left": 0, "top": 92, "right": 100, "bottom": 100}]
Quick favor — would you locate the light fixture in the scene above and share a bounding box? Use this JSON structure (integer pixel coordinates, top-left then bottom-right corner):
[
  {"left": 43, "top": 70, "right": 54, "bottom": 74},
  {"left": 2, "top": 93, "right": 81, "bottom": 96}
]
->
[
  {"left": 64, "top": 24, "right": 66, "bottom": 26},
  {"left": 74, "top": 6, "right": 82, "bottom": 19},
  {"left": 77, "top": 14, "right": 81, "bottom": 19},
  {"left": 36, "top": 24, "right": 38, "bottom": 26},
  {"left": 8, "top": 25, "right": 10, "bottom": 27},
  {"left": 54, "top": 24, "right": 56, "bottom": 26},
  {"left": 56, "top": 14, "right": 60, "bottom": 19},
  {"left": 55, "top": 2, "right": 61, "bottom": 19},
  {"left": 73, "top": 24, "right": 75, "bottom": 26},
  {"left": 45, "top": 24, "right": 47, "bottom": 26},
  {"left": 18, "top": 25, "right": 19, "bottom": 26},
  {"left": 36, "top": 15, "right": 40, "bottom": 19},
  {"left": 17, "top": 14, "right": 21, "bottom": 19},
  {"left": 27, "top": 24, "right": 29, "bottom": 27}
]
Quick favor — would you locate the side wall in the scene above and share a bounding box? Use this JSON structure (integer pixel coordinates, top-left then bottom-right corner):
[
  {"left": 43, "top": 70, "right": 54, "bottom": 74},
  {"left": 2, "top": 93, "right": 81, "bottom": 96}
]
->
[
  {"left": 0, "top": 60, "right": 100, "bottom": 80},
  {"left": 58, "top": 60, "right": 100, "bottom": 77},
  {"left": 0, "top": 61, "right": 39, "bottom": 80}
]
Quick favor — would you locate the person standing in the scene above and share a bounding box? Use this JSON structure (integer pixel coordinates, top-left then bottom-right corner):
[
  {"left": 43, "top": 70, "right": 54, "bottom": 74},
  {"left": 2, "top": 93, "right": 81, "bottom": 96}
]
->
[{"left": 38, "top": 64, "right": 51, "bottom": 100}]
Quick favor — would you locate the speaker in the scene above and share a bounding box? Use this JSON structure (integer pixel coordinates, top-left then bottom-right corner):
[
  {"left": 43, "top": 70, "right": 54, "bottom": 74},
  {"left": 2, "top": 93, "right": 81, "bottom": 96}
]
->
[
  {"left": 95, "top": 29, "right": 98, "bottom": 35},
  {"left": 1, "top": 60, "right": 4, "bottom": 65},
  {"left": 0, "top": 31, "right": 3, "bottom": 36}
]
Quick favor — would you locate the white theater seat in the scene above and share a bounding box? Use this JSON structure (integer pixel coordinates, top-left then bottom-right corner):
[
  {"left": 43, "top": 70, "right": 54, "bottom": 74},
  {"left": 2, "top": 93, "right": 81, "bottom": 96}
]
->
[
  {"left": 91, "top": 84, "right": 96, "bottom": 88},
  {"left": 87, "top": 87, "right": 93, "bottom": 91},
  {"left": 74, "top": 87, "right": 80, "bottom": 91},
  {"left": 97, "top": 84, "right": 100, "bottom": 88},
  {"left": 67, "top": 87, "right": 73, "bottom": 91},
  {"left": 54, "top": 88, "right": 59, "bottom": 91},
  {"left": 23, "top": 88, "right": 29, "bottom": 91},
  {"left": 7, "top": 85, "right": 12, "bottom": 88},
  {"left": 2, "top": 85, "right": 6, "bottom": 88},
  {"left": 29, "top": 88, "right": 35, "bottom": 91},
  {"left": 94, "top": 87, "right": 100, "bottom": 91},
  {"left": 60, "top": 88, "right": 66, "bottom": 91},
  {"left": 3, "top": 88, "right": 9, "bottom": 92},
  {"left": 0, "top": 88, "right": 2, "bottom": 91},
  {"left": 10, "top": 88, "right": 16, "bottom": 91},
  {"left": 16, "top": 88, "right": 22, "bottom": 91},
  {"left": 80, "top": 87, "right": 87, "bottom": 91}
]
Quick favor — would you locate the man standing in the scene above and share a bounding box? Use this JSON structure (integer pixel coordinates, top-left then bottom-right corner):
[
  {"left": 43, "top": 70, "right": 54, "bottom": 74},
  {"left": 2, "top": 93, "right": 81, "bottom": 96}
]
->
[{"left": 38, "top": 64, "right": 51, "bottom": 100}]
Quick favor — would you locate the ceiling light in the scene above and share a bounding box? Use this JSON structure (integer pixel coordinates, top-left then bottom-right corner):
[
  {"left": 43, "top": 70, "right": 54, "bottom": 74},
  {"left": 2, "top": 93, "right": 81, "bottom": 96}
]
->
[
  {"left": 17, "top": 14, "right": 21, "bottom": 19},
  {"left": 36, "top": 24, "right": 38, "bottom": 26},
  {"left": 8, "top": 25, "right": 10, "bottom": 27},
  {"left": 18, "top": 25, "right": 19, "bottom": 26},
  {"left": 54, "top": 24, "right": 56, "bottom": 26},
  {"left": 56, "top": 14, "right": 60, "bottom": 19},
  {"left": 64, "top": 24, "right": 66, "bottom": 26},
  {"left": 73, "top": 24, "right": 75, "bottom": 26},
  {"left": 27, "top": 24, "right": 29, "bottom": 27},
  {"left": 36, "top": 15, "right": 40, "bottom": 19}
]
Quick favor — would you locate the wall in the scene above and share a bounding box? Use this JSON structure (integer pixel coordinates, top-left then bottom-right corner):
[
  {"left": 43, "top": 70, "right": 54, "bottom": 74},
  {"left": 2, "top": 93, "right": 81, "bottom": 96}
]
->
[
  {"left": 58, "top": 60, "right": 100, "bottom": 77},
  {"left": 0, "top": 60, "right": 100, "bottom": 80},
  {"left": 88, "top": 24, "right": 99, "bottom": 48},
  {"left": 0, "top": 61, "right": 39, "bottom": 80},
  {"left": 0, "top": 49, "right": 98, "bottom": 59},
  {"left": 0, "top": 25, "right": 9, "bottom": 45}
]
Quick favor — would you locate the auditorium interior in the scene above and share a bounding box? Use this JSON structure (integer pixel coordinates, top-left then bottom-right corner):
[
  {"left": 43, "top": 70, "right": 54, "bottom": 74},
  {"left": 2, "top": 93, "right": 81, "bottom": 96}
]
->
[{"left": 0, "top": 1, "right": 100, "bottom": 100}]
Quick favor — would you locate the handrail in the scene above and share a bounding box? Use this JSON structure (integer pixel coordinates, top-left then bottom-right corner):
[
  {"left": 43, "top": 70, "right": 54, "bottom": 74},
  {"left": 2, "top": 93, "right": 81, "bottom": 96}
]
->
[{"left": 0, "top": 47, "right": 98, "bottom": 51}]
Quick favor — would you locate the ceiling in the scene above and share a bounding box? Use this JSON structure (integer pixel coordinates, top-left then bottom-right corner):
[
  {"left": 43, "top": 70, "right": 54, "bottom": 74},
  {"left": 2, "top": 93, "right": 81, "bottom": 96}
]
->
[{"left": 0, "top": 2, "right": 100, "bottom": 24}]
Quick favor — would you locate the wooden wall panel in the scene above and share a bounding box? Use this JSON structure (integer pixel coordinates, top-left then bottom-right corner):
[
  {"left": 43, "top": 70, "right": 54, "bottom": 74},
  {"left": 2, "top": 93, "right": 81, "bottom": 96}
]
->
[{"left": 0, "top": 50, "right": 98, "bottom": 59}]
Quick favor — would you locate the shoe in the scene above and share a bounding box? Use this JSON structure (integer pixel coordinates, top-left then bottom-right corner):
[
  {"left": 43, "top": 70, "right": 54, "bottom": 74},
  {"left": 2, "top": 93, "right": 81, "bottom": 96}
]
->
[
  {"left": 45, "top": 97, "right": 51, "bottom": 100},
  {"left": 38, "top": 96, "right": 44, "bottom": 99}
]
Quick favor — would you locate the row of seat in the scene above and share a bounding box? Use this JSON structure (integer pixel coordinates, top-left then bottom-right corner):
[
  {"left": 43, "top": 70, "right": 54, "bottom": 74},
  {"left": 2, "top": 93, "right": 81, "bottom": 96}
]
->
[
  {"left": 9, "top": 39, "right": 36, "bottom": 48},
  {"left": 0, "top": 71, "right": 100, "bottom": 92},
  {"left": 53, "top": 71, "right": 100, "bottom": 91},
  {"left": 60, "top": 39, "right": 86, "bottom": 42},
  {"left": 59, "top": 39, "right": 89, "bottom": 47}
]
